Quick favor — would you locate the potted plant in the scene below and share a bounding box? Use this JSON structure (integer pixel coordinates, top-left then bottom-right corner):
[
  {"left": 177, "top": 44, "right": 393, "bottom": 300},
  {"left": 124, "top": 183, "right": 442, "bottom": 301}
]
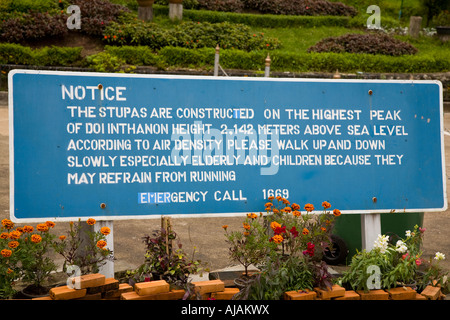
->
[
  {"left": 17, "top": 221, "right": 58, "bottom": 297},
  {"left": 126, "top": 227, "right": 208, "bottom": 298},
  {"left": 226, "top": 199, "right": 342, "bottom": 299},
  {"left": 0, "top": 219, "right": 22, "bottom": 299},
  {"left": 52, "top": 218, "right": 113, "bottom": 275},
  {"left": 340, "top": 225, "right": 427, "bottom": 292}
]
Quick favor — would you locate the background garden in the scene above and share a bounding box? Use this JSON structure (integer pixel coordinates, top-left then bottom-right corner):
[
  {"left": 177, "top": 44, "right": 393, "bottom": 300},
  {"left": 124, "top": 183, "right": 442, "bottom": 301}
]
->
[{"left": 0, "top": 0, "right": 449, "bottom": 85}]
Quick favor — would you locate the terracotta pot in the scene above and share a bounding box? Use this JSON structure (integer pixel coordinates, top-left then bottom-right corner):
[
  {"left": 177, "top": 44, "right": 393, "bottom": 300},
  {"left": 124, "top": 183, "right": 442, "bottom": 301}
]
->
[{"left": 137, "top": 0, "right": 154, "bottom": 7}]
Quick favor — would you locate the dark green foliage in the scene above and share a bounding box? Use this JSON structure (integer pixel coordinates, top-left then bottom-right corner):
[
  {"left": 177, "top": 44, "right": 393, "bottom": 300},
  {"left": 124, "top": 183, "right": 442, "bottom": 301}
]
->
[
  {"left": 308, "top": 33, "right": 418, "bottom": 56},
  {"left": 195, "top": 0, "right": 358, "bottom": 16}
]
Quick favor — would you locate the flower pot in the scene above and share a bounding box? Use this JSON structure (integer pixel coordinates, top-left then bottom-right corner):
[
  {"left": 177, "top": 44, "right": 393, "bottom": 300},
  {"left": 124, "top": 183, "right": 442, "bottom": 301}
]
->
[
  {"left": 136, "top": 0, "right": 154, "bottom": 7},
  {"left": 19, "top": 284, "right": 51, "bottom": 299},
  {"left": 436, "top": 26, "right": 450, "bottom": 42}
]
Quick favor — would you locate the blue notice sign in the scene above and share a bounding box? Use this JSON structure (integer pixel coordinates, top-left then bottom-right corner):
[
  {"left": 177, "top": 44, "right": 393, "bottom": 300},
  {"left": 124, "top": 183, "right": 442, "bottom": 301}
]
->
[{"left": 9, "top": 70, "right": 446, "bottom": 222}]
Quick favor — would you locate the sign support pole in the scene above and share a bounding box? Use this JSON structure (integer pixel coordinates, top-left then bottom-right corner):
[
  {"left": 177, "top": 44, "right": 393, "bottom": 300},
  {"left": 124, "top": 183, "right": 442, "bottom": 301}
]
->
[
  {"left": 95, "top": 220, "right": 115, "bottom": 278},
  {"left": 360, "top": 213, "right": 381, "bottom": 251}
]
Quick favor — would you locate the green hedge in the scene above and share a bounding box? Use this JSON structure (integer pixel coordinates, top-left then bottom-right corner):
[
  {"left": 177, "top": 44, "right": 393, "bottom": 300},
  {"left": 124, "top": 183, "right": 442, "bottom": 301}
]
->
[
  {"left": 0, "top": 43, "right": 84, "bottom": 66},
  {"left": 153, "top": 6, "right": 350, "bottom": 28},
  {"left": 2, "top": 43, "right": 449, "bottom": 74},
  {"left": 154, "top": 46, "right": 450, "bottom": 73}
]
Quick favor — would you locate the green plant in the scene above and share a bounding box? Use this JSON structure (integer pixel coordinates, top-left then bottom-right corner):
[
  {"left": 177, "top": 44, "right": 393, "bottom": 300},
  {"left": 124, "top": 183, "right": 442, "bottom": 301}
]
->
[
  {"left": 18, "top": 222, "right": 58, "bottom": 295},
  {"left": 223, "top": 213, "right": 276, "bottom": 277},
  {"left": 0, "top": 219, "right": 22, "bottom": 299},
  {"left": 241, "top": 255, "right": 314, "bottom": 300},
  {"left": 52, "top": 218, "right": 113, "bottom": 275},
  {"left": 433, "top": 10, "right": 450, "bottom": 26},
  {"left": 103, "top": 20, "right": 281, "bottom": 51},
  {"left": 419, "top": 252, "right": 448, "bottom": 293},
  {"left": 308, "top": 32, "right": 418, "bottom": 56},
  {"left": 227, "top": 199, "right": 341, "bottom": 300},
  {"left": 127, "top": 227, "right": 208, "bottom": 295},
  {"left": 340, "top": 225, "right": 427, "bottom": 292},
  {"left": 86, "top": 52, "right": 127, "bottom": 72}
]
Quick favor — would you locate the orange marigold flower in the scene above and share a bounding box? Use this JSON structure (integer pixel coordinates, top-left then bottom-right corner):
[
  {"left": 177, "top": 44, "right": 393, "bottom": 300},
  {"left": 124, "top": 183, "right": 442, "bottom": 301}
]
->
[
  {"left": 46, "top": 221, "right": 55, "bottom": 228},
  {"left": 302, "top": 228, "right": 309, "bottom": 235},
  {"left": 292, "top": 210, "right": 301, "bottom": 217},
  {"left": 243, "top": 223, "right": 251, "bottom": 230},
  {"left": 222, "top": 225, "right": 228, "bottom": 230},
  {"left": 1, "top": 249, "right": 12, "bottom": 258},
  {"left": 322, "top": 201, "right": 331, "bottom": 209},
  {"left": 23, "top": 226, "right": 34, "bottom": 233},
  {"left": 284, "top": 207, "right": 292, "bottom": 212},
  {"left": 8, "top": 241, "right": 19, "bottom": 249},
  {"left": 271, "top": 235, "right": 283, "bottom": 244},
  {"left": 100, "top": 227, "right": 110, "bottom": 235},
  {"left": 0, "top": 232, "right": 9, "bottom": 239},
  {"left": 268, "top": 196, "right": 274, "bottom": 200},
  {"left": 247, "top": 213, "right": 257, "bottom": 219},
  {"left": 321, "top": 227, "right": 327, "bottom": 232},
  {"left": 304, "top": 204, "right": 314, "bottom": 212},
  {"left": 270, "top": 221, "right": 281, "bottom": 231},
  {"left": 59, "top": 235, "right": 66, "bottom": 241},
  {"left": 9, "top": 231, "right": 21, "bottom": 240},
  {"left": 273, "top": 208, "right": 280, "bottom": 214},
  {"left": 7, "top": 268, "right": 13, "bottom": 274},
  {"left": 16, "top": 227, "right": 24, "bottom": 233},
  {"left": 291, "top": 203, "right": 300, "bottom": 211},
  {"left": 265, "top": 202, "right": 273, "bottom": 208},
  {"left": 31, "top": 234, "right": 42, "bottom": 243},
  {"left": 276, "top": 196, "right": 282, "bottom": 201},
  {"left": 333, "top": 209, "right": 341, "bottom": 217},
  {"left": 86, "top": 218, "right": 96, "bottom": 226},
  {"left": 243, "top": 231, "right": 250, "bottom": 236},
  {"left": 1, "top": 219, "right": 14, "bottom": 230},
  {"left": 96, "top": 240, "right": 107, "bottom": 249},
  {"left": 36, "top": 223, "right": 49, "bottom": 232},
  {"left": 282, "top": 198, "right": 290, "bottom": 205}
]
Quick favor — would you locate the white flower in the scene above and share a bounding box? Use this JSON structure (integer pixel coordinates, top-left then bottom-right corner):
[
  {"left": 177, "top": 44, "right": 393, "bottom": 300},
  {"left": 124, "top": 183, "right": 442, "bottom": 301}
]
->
[
  {"left": 373, "top": 234, "right": 390, "bottom": 253},
  {"left": 405, "top": 230, "right": 411, "bottom": 237},
  {"left": 434, "top": 252, "right": 446, "bottom": 261},
  {"left": 395, "top": 240, "right": 408, "bottom": 253}
]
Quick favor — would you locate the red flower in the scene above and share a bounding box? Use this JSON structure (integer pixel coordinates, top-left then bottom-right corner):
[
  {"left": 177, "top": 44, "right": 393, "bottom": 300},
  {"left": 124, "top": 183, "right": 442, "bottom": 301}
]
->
[
  {"left": 303, "top": 242, "right": 315, "bottom": 257},
  {"left": 289, "top": 226, "right": 299, "bottom": 238},
  {"left": 274, "top": 226, "right": 286, "bottom": 235}
]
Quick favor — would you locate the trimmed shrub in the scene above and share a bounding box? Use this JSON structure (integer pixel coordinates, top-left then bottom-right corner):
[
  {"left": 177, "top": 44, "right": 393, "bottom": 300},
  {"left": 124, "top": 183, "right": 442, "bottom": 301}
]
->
[
  {"left": 174, "top": 7, "right": 350, "bottom": 27},
  {"left": 196, "top": 0, "right": 358, "bottom": 16},
  {"left": 307, "top": 33, "right": 418, "bottom": 56},
  {"left": 0, "top": 43, "right": 83, "bottom": 66}
]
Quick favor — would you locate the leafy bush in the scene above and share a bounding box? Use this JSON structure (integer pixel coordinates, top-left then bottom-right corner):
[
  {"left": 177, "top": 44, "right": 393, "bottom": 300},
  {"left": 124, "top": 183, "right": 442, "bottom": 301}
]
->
[
  {"left": 103, "top": 20, "right": 281, "bottom": 51},
  {"left": 72, "top": 0, "right": 131, "bottom": 36},
  {"left": 0, "top": 11, "right": 68, "bottom": 43},
  {"left": 308, "top": 33, "right": 418, "bottom": 56}
]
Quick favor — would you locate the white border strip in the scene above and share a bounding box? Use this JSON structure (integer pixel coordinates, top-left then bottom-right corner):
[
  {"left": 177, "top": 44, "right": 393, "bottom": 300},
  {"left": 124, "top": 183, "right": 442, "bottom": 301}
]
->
[{"left": 8, "top": 70, "right": 447, "bottom": 222}]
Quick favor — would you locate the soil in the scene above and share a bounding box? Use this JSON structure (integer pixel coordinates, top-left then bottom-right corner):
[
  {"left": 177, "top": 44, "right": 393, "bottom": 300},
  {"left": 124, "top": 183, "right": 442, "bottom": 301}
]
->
[{"left": 21, "top": 31, "right": 105, "bottom": 57}]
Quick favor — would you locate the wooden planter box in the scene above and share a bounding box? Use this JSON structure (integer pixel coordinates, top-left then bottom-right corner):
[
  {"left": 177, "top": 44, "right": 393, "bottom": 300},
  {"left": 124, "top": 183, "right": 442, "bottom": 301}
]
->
[
  {"left": 357, "top": 289, "right": 389, "bottom": 300},
  {"left": 284, "top": 289, "right": 317, "bottom": 300}
]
